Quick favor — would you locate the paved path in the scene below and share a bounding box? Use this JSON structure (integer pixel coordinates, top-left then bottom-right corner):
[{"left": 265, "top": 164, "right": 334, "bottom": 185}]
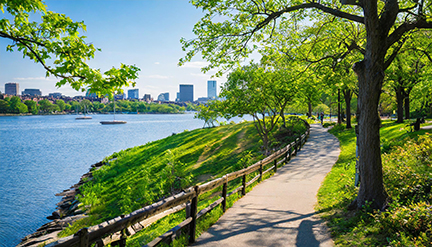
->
[{"left": 193, "top": 124, "right": 340, "bottom": 247}]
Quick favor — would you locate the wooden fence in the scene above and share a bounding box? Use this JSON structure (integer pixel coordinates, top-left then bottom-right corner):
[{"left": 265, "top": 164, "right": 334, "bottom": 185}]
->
[{"left": 51, "top": 127, "right": 310, "bottom": 247}]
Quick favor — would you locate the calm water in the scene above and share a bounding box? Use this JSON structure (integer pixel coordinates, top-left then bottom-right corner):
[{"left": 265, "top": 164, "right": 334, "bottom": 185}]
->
[{"left": 0, "top": 113, "right": 208, "bottom": 246}]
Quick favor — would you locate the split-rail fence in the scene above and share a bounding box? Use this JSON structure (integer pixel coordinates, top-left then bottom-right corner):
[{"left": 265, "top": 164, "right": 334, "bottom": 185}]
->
[{"left": 51, "top": 126, "right": 310, "bottom": 247}]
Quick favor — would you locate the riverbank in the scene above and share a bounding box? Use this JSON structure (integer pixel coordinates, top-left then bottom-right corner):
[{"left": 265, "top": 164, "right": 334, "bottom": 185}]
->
[
  {"left": 0, "top": 114, "right": 209, "bottom": 246},
  {"left": 16, "top": 117, "right": 308, "bottom": 246}
]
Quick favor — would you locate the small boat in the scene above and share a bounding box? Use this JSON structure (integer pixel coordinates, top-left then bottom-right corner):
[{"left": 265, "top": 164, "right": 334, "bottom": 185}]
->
[
  {"left": 100, "top": 96, "right": 126, "bottom": 125},
  {"left": 76, "top": 104, "right": 92, "bottom": 120},
  {"left": 76, "top": 116, "right": 92, "bottom": 120},
  {"left": 100, "top": 120, "right": 127, "bottom": 125}
]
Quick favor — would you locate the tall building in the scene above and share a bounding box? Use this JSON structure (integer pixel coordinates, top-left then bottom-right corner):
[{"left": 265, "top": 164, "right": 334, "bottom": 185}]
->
[
  {"left": 22, "top": 89, "right": 42, "bottom": 96},
  {"left": 128, "top": 89, "right": 139, "bottom": 99},
  {"left": 48, "top": 92, "right": 62, "bottom": 98},
  {"left": 179, "top": 84, "right": 193, "bottom": 102},
  {"left": 5, "top": 82, "right": 19, "bottom": 95},
  {"left": 143, "top": 94, "right": 152, "bottom": 102},
  {"left": 207, "top": 80, "right": 217, "bottom": 99},
  {"left": 157, "top": 92, "right": 169, "bottom": 101}
]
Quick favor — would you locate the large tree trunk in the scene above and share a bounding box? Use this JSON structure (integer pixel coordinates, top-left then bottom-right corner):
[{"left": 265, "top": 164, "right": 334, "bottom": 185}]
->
[
  {"left": 343, "top": 89, "right": 352, "bottom": 129},
  {"left": 350, "top": 3, "right": 389, "bottom": 209},
  {"left": 308, "top": 100, "right": 312, "bottom": 118},
  {"left": 353, "top": 60, "right": 389, "bottom": 210},
  {"left": 395, "top": 85, "right": 404, "bottom": 123}
]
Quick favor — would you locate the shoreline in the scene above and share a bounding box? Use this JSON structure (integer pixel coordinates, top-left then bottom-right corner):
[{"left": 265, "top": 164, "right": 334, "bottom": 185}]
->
[
  {"left": 17, "top": 161, "right": 106, "bottom": 247},
  {"left": 0, "top": 112, "right": 190, "bottom": 117}
]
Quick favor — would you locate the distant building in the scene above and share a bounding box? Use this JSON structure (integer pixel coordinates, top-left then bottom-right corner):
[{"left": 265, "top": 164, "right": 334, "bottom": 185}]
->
[
  {"left": 143, "top": 94, "right": 152, "bottom": 102},
  {"left": 198, "top": 97, "right": 210, "bottom": 102},
  {"left": 5, "top": 82, "right": 19, "bottom": 95},
  {"left": 179, "top": 84, "right": 193, "bottom": 102},
  {"left": 157, "top": 92, "right": 169, "bottom": 101},
  {"left": 86, "top": 90, "right": 98, "bottom": 99},
  {"left": 114, "top": 93, "right": 126, "bottom": 100},
  {"left": 48, "top": 92, "right": 62, "bottom": 98},
  {"left": 128, "top": 89, "right": 139, "bottom": 99},
  {"left": 207, "top": 80, "right": 217, "bottom": 99},
  {"left": 176, "top": 92, "right": 180, "bottom": 102},
  {"left": 22, "top": 89, "right": 42, "bottom": 96}
]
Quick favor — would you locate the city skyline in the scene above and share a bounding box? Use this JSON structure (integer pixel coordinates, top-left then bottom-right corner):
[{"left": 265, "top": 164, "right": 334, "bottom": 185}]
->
[{"left": 0, "top": 1, "right": 227, "bottom": 101}]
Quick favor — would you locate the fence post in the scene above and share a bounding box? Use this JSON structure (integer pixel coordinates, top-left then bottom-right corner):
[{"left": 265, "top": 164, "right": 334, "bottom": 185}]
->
[
  {"left": 189, "top": 186, "right": 199, "bottom": 244},
  {"left": 222, "top": 175, "right": 227, "bottom": 212},
  {"left": 298, "top": 137, "right": 302, "bottom": 151},
  {"left": 76, "top": 228, "right": 89, "bottom": 247},
  {"left": 273, "top": 157, "right": 277, "bottom": 173},
  {"left": 242, "top": 174, "right": 246, "bottom": 196},
  {"left": 119, "top": 227, "right": 127, "bottom": 247},
  {"left": 259, "top": 162, "right": 263, "bottom": 182},
  {"left": 287, "top": 145, "right": 291, "bottom": 163}
]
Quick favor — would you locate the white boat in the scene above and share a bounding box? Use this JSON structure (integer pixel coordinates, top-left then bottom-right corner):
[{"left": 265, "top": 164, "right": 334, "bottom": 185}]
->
[
  {"left": 100, "top": 97, "right": 126, "bottom": 124},
  {"left": 75, "top": 104, "right": 92, "bottom": 120}
]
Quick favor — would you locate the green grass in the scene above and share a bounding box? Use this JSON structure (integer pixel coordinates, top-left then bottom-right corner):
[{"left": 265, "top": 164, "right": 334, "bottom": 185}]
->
[
  {"left": 317, "top": 120, "right": 432, "bottom": 246},
  {"left": 58, "top": 117, "right": 307, "bottom": 245}
]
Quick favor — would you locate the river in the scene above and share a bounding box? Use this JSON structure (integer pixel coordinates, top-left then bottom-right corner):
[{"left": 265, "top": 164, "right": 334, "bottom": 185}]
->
[{"left": 0, "top": 113, "right": 215, "bottom": 246}]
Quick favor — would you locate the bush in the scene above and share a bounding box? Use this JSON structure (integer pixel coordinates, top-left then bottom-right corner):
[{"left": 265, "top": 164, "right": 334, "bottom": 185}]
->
[
  {"left": 383, "top": 133, "right": 432, "bottom": 204},
  {"left": 376, "top": 133, "right": 432, "bottom": 245}
]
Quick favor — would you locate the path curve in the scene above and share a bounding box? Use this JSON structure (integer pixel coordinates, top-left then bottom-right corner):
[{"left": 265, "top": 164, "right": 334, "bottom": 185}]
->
[{"left": 193, "top": 124, "right": 340, "bottom": 247}]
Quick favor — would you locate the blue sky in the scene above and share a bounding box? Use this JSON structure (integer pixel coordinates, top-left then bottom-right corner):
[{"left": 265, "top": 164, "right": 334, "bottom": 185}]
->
[{"left": 0, "top": 0, "right": 224, "bottom": 100}]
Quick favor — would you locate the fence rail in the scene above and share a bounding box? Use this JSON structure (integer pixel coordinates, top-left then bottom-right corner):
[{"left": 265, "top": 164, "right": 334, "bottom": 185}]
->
[{"left": 51, "top": 126, "right": 310, "bottom": 247}]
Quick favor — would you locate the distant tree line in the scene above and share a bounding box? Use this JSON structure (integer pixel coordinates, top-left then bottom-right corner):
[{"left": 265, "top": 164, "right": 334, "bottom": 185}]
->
[{"left": 0, "top": 96, "right": 187, "bottom": 115}]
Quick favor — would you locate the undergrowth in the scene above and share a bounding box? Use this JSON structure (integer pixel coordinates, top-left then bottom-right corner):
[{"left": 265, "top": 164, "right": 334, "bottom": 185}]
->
[{"left": 317, "top": 120, "right": 432, "bottom": 246}]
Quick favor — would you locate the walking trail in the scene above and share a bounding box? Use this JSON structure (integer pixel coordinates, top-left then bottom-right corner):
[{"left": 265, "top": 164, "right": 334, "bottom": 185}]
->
[{"left": 193, "top": 124, "right": 340, "bottom": 247}]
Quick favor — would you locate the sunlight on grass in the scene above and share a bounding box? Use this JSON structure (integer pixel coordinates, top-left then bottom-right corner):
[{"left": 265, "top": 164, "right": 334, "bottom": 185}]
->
[{"left": 317, "top": 120, "right": 432, "bottom": 246}]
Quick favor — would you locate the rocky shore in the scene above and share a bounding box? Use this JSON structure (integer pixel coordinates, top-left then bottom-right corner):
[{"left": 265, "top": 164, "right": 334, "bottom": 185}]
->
[{"left": 18, "top": 161, "right": 105, "bottom": 247}]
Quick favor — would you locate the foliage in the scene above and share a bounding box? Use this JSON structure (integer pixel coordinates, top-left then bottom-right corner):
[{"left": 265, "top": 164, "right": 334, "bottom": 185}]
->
[
  {"left": 1, "top": 0, "right": 140, "bottom": 97},
  {"left": 219, "top": 63, "right": 296, "bottom": 153},
  {"left": 317, "top": 121, "right": 432, "bottom": 246},
  {"left": 195, "top": 101, "right": 221, "bottom": 128}
]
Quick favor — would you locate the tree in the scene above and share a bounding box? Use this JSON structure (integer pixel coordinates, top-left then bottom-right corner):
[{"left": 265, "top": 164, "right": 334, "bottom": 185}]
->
[
  {"left": 24, "top": 100, "right": 38, "bottom": 114},
  {"left": 1, "top": 1, "right": 140, "bottom": 97},
  {"left": 8, "top": 96, "right": 27, "bottom": 113},
  {"left": 220, "top": 63, "right": 295, "bottom": 153},
  {"left": 0, "top": 99, "right": 10, "bottom": 113},
  {"left": 195, "top": 102, "right": 221, "bottom": 128},
  {"left": 56, "top": 99, "right": 66, "bottom": 112},
  {"left": 181, "top": 0, "right": 432, "bottom": 210},
  {"left": 38, "top": 99, "right": 58, "bottom": 113}
]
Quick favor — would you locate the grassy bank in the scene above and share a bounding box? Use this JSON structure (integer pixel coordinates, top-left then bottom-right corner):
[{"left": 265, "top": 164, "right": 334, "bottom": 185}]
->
[
  {"left": 59, "top": 117, "right": 307, "bottom": 245},
  {"left": 317, "top": 120, "right": 432, "bottom": 246}
]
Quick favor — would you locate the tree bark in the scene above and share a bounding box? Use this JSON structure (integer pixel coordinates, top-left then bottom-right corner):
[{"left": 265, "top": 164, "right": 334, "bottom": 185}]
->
[
  {"left": 395, "top": 85, "right": 404, "bottom": 123},
  {"left": 350, "top": 1, "right": 390, "bottom": 209},
  {"left": 343, "top": 89, "right": 352, "bottom": 129},
  {"left": 308, "top": 100, "right": 312, "bottom": 118},
  {"left": 403, "top": 88, "right": 411, "bottom": 120}
]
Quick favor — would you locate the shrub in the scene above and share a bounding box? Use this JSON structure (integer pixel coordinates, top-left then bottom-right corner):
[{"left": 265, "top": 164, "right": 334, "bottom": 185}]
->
[{"left": 383, "top": 133, "right": 432, "bottom": 204}]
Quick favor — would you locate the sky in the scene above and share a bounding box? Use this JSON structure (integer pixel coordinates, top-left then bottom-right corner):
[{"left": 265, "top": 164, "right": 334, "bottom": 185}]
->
[{"left": 0, "top": 0, "right": 225, "bottom": 100}]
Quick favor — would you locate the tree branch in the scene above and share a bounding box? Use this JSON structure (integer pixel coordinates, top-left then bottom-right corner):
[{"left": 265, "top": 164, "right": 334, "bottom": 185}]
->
[{"left": 387, "top": 19, "right": 432, "bottom": 50}]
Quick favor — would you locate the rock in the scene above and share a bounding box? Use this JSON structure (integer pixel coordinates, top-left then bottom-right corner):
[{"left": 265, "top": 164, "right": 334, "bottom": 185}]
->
[{"left": 47, "top": 211, "right": 60, "bottom": 220}]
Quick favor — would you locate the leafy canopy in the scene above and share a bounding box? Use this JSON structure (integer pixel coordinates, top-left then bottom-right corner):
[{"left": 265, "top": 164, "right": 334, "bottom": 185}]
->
[{"left": 0, "top": 0, "right": 140, "bottom": 97}]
